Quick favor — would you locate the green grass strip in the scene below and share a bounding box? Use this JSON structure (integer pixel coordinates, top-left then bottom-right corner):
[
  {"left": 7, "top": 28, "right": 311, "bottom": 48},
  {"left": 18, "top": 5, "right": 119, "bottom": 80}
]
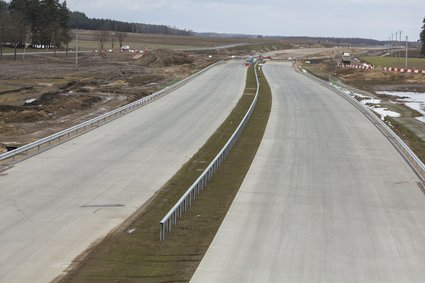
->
[
  {"left": 60, "top": 63, "right": 272, "bottom": 283},
  {"left": 362, "top": 56, "right": 425, "bottom": 69},
  {"left": 385, "top": 117, "right": 425, "bottom": 163}
]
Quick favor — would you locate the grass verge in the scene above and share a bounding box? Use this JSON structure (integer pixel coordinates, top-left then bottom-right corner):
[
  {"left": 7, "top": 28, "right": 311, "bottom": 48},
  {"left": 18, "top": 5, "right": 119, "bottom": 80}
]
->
[
  {"left": 385, "top": 116, "right": 425, "bottom": 163},
  {"left": 59, "top": 63, "right": 272, "bottom": 283},
  {"left": 362, "top": 56, "right": 425, "bottom": 69}
]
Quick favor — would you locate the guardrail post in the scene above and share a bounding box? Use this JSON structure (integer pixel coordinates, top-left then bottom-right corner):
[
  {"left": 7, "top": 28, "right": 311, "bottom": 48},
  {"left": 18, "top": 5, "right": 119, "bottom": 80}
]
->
[{"left": 160, "top": 223, "right": 164, "bottom": 241}]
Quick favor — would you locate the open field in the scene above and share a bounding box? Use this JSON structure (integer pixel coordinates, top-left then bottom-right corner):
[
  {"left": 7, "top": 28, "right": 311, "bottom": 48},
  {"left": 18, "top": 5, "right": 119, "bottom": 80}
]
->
[
  {"left": 1, "top": 47, "right": 53, "bottom": 54},
  {"left": 70, "top": 30, "right": 294, "bottom": 50},
  {"left": 1, "top": 30, "right": 293, "bottom": 54},
  {"left": 362, "top": 56, "right": 425, "bottom": 69},
  {"left": 60, "top": 64, "right": 272, "bottom": 283}
]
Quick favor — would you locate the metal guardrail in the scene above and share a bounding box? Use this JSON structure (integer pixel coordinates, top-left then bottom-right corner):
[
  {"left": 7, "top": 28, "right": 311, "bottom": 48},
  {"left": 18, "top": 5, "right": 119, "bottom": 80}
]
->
[
  {"left": 0, "top": 61, "right": 224, "bottom": 162},
  {"left": 301, "top": 69, "right": 425, "bottom": 181},
  {"left": 159, "top": 63, "right": 260, "bottom": 241}
]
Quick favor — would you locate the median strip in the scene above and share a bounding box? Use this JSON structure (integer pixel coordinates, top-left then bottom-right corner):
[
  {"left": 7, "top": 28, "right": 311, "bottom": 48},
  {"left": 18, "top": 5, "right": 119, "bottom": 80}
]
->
[
  {"left": 60, "top": 62, "right": 272, "bottom": 283},
  {"left": 159, "top": 63, "right": 260, "bottom": 241}
]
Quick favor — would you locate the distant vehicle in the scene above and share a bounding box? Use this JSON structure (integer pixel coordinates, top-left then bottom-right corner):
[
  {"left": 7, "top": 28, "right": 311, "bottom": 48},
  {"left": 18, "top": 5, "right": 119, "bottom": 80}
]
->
[
  {"left": 342, "top": 52, "right": 351, "bottom": 65},
  {"left": 121, "top": 45, "right": 130, "bottom": 52}
]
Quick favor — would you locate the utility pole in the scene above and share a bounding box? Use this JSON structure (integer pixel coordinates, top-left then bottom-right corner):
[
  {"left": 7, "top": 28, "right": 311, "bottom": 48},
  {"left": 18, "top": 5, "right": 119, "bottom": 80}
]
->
[
  {"left": 405, "top": 36, "right": 408, "bottom": 69},
  {"left": 398, "top": 31, "right": 402, "bottom": 66},
  {"left": 75, "top": 28, "right": 79, "bottom": 70},
  {"left": 391, "top": 33, "right": 393, "bottom": 55},
  {"left": 393, "top": 32, "right": 396, "bottom": 57}
]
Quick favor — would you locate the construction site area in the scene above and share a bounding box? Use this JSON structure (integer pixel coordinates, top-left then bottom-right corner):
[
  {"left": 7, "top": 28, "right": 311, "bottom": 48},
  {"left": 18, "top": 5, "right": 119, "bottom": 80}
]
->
[
  {"left": 1, "top": 36, "right": 425, "bottom": 158},
  {"left": 0, "top": 29, "right": 297, "bottom": 154}
]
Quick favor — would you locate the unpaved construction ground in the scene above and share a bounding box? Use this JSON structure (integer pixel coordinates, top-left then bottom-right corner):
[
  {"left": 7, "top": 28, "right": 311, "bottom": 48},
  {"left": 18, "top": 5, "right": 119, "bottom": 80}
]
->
[{"left": 0, "top": 49, "right": 216, "bottom": 153}]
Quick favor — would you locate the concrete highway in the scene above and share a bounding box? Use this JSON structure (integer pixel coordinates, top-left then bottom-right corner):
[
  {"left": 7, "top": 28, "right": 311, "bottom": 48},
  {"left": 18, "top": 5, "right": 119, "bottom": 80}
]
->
[
  {"left": 265, "top": 47, "right": 333, "bottom": 60},
  {"left": 0, "top": 60, "right": 247, "bottom": 283},
  {"left": 191, "top": 62, "right": 425, "bottom": 282}
]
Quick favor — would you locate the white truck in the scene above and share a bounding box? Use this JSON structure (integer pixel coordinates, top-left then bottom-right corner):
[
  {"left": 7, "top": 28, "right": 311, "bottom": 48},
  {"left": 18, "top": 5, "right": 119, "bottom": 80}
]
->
[{"left": 341, "top": 52, "right": 352, "bottom": 65}]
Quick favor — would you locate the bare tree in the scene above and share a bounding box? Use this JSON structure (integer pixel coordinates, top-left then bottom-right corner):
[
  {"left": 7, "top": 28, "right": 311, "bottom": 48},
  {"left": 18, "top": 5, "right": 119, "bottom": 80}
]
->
[
  {"left": 96, "top": 29, "right": 110, "bottom": 50},
  {"left": 0, "top": 13, "right": 7, "bottom": 57},
  {"left": 110, "top": 32, "right": 116, "bottom": 49},
  {"left": 116, "top": 31, "right": 127, "bottom": 49}
]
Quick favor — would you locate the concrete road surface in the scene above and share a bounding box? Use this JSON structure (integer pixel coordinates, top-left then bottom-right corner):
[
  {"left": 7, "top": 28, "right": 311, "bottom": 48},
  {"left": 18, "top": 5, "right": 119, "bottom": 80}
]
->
[
  {"left": 265, "top": 47, "right": 333, "bottom": 60},
  {"left": 0, "top": 60, "right": 247, "bottom": 283},
  {"left": 191, "top": 62, "right": 425, "bottom": 283}
]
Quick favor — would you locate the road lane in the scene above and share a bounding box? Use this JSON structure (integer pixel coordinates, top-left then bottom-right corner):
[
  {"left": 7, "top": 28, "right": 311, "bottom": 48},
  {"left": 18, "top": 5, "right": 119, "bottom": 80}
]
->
[
  {"left": 190, "top": 62, "right": 425, "bottom": 283},
  {"left": 0, "top": 60, "right": 247, "bottom": 283}
]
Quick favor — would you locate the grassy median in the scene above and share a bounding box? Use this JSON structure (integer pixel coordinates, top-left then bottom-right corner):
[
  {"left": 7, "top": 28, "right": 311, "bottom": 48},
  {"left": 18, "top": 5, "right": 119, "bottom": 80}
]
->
[{"left": 60, "top": 63, "right": 272, "bottom": 283}]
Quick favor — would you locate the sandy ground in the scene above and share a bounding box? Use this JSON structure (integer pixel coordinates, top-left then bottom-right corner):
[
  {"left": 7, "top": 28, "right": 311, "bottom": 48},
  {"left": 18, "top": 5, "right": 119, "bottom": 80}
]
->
[{"left": 0, "top": 49, "right": 216, "bottom": 152}]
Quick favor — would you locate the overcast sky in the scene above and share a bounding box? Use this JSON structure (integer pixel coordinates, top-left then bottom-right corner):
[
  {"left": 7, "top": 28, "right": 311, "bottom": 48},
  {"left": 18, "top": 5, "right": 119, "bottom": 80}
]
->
[{"left": 66, "top": 0, "right": 424, "bottom": 41}]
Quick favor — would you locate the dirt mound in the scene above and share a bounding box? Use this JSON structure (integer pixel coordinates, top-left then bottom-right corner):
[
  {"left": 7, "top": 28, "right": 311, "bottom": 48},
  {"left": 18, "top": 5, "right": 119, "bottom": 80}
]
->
[
  {"left": 136, "top": 49, "right": 194, "bottom": 67},
  {"left": 127, "top": 74, "right": 165, "bottom": 86},
  {"left": 336, "top": 69, "right": 399, "bottom": 82}
]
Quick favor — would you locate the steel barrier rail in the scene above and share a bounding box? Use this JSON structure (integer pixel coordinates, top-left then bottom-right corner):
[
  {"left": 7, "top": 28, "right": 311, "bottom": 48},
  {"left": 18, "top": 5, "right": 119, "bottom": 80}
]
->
[
  {"left": 159, "top": 63, "right": 260, "bottom": 241},
  {"left": 0, "top": 61, "right": 224, "bottom": 162},
  {"left": 301, "top": 69, "right": 425, "bottom": 181}
]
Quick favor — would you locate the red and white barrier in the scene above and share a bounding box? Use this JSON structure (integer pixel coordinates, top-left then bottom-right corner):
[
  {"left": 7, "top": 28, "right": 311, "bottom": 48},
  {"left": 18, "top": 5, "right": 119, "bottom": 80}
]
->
[
  {"left": 343, "top": 64, "right": 374, "bottom": 70},
  {"left": 340, "top": 64, "right": 424, "bottom": 75},
  {"left": 383, "top": 67, "right": 424, "bottom": 74}
]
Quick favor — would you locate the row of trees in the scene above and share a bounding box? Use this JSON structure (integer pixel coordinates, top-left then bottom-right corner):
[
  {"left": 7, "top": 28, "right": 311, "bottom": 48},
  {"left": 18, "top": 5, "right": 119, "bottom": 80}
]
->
[
  {"left": 0, "top": 0, "right": 71, "bottom": 57},
  {"left": 96, "top": 30, "right": 127, "bottom": 50},
  {"left": 69, "top": 11, "right": 193, "bottom": 36},
  {"left": 0, "top": 1, "right": 194, "bottom": 57}
]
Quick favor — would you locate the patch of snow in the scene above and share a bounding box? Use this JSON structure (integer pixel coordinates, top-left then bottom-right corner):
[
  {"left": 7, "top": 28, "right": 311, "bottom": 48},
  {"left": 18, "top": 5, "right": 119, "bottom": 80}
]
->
[
  {"left": 376, "top": 91, "right": 425, "bottom": 123},
  {"left": 361, "top": 99, "right": 381, "bottom": 105},
  {"left": 352, "top": 92, "right": 369, "bottom": 99},
  {"left": 371, "top": 107, "right": 401, "bottom": 120},
  {"left": 24, "top": 98, "right": 36, "bottom": 104},
  {"left": 37, "top": 82, "right": 54, "bottom": 87}
]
